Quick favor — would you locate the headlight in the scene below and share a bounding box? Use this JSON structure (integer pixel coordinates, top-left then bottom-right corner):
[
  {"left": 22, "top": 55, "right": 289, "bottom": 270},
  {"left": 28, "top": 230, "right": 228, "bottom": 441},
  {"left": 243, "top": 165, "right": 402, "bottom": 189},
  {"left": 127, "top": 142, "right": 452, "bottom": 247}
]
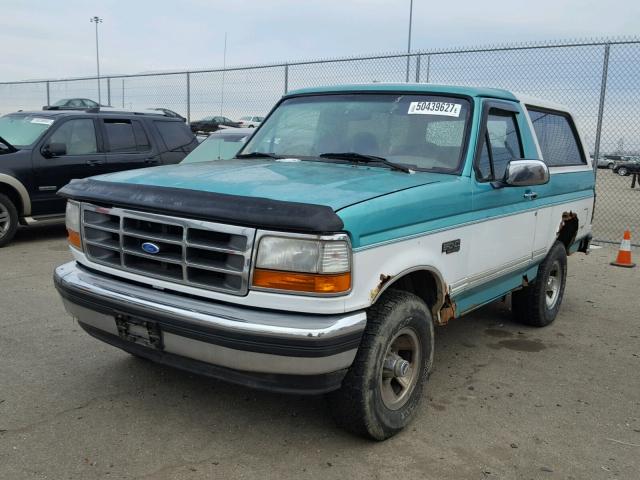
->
[
  {"left": 65, "top": 201, "right": 82, "bottom": 250},
  {"left": 252, "top": 235, "right": 351, "bottom": 294}
]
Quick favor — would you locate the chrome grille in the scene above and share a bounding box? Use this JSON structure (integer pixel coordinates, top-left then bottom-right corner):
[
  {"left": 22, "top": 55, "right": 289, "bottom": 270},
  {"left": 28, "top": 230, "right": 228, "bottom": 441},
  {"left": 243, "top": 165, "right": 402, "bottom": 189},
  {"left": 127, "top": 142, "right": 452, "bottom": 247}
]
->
[{"left": 81, "top": 203, "right": 256, "bottom": 295}]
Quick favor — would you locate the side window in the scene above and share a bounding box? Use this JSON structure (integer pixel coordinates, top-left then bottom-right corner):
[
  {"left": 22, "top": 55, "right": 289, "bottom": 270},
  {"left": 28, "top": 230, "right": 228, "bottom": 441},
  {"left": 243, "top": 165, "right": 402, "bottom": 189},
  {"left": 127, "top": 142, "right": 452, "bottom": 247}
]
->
[
  {"left": 477, "top": 134, "right": 492, "bottom": 179},
  {"left": 48, "top": 119, "right": 98, "bottom": 155},
  {"left": 103, "top": 119, "right": 137, "bottom": 153},
  {"left": 154, "top": 120, "right": 194, "bottom": 151},
  {"left": 476, "top": 109, "right": 523, "bottom": 181},
  {"left": 84, "top": 99, "right": 98, "bottom": 108},
  {"left": 132, "top": 121, "right": 151, "bottom": 152},
  {"left": 527, "top": 108, "right": 585, "bottom": 166}
]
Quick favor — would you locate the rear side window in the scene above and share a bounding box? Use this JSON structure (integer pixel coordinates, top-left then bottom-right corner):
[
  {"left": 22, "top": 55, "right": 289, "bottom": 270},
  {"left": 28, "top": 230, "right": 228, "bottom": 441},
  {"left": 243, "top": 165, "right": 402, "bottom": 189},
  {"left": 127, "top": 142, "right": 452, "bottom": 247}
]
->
[
  {"left": 527, "top": 108, "right": 585, "bottom": 166},
  {"left": 103, "top": 119, "right": 150, "bottom": 153},
  {"left": 154, "top": 120, "right": 194, "bottom": 150},
  {"left": 476, "top": 110, "right": 523, "bottom": 181}
]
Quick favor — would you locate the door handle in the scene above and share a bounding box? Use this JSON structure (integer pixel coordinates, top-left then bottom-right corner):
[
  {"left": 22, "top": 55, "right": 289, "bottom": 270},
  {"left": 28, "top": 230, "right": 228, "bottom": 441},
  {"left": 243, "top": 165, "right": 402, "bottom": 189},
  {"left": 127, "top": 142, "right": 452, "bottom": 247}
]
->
[
  {"left": 145, "top": 157, "right": 160, "bottom": 165},
  {"left": 523, "top": 191, "right": 538, "bottom": 200},
  {"left": 86, "top": 159, "right": 105, "bottom": 166}
]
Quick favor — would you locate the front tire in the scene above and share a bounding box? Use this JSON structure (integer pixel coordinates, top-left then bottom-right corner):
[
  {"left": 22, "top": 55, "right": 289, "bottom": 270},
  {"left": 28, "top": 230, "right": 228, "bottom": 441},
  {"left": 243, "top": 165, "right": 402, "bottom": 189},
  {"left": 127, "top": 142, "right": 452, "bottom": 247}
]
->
[
  {"left": 0, "top": 194, "right": 19, "bottom": 247},
  {"left": 328, "top": 290, "right": 434, "bottom": 440},
  {"left": 618, "top": 167, "right": 629, "bottom": 176},
  {"left": 512, "top": 241, "right": 567, "bottom": 327}
]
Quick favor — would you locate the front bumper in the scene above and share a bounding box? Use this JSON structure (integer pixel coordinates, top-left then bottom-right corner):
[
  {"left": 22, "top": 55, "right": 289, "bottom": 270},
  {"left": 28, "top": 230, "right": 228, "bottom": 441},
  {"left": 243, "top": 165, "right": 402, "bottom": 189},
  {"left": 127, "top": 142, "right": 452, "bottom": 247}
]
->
[{"left": 54, "top": 261, "right": 366, "bottom": 394}]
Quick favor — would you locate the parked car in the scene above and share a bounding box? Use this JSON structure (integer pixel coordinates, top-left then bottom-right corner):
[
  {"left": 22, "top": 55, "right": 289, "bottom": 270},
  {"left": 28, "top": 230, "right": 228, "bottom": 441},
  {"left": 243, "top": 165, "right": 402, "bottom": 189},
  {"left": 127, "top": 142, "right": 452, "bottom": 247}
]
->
[
  {"left": 237, "top": 115, "right": 264, "bottom": 128},
  {"left": 54, "top": 84, "right": 594, "bottom": 440},
  {"left": 149, "top": 108, "right": 186, "bottom": 122},
  {"left": 612, "top": 158, "right": 640, "bottom": 176},
  {"left": 181, "top": 128, "right": 253, "bottom": 163},
  {"left": 189, "top": 116, "right": 241, "bottom": 133},
  {"left": 0, "top": 109, "right": 197, "bottom": 246},
  {"left": 44, "top": 98, "right": 108, "bottom": 110},
  {"left": 596, "top": 156, "right": 616, "bottom": 169}
]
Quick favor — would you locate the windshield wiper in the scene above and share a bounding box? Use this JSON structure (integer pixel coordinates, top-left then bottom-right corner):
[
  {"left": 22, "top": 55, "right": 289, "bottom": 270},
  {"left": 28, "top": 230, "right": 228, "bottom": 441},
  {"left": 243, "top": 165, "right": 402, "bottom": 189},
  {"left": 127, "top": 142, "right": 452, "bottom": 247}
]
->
[
  {"left": 319, "top": 152, "right": 412, "bottom": 173},
  {"left": 0, "top": 135, "right": 17, "bottom": 152},
  {"left": 236, "top": 151, "right": 282, "bottom": 159}
]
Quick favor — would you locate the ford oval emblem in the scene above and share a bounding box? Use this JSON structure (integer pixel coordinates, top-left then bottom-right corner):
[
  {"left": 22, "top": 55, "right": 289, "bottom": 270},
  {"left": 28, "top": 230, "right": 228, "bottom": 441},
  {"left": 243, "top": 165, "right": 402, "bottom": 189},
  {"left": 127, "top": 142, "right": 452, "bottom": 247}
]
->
[{"left": 141, "top": 242, "right": 160, "bottom": 254}]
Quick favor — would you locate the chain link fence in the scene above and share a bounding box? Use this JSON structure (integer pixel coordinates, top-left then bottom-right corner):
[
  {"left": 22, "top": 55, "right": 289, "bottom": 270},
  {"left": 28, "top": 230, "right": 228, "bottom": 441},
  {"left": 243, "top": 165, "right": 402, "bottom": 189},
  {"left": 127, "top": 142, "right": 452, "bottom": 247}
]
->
[{"left": 1, "top": 38, "right": 638, "bottom": 244}]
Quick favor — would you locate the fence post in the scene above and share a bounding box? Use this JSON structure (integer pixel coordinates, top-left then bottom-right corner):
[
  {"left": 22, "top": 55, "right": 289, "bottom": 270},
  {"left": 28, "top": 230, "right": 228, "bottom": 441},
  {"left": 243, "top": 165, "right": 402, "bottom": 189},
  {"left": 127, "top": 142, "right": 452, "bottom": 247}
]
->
[
  {"left": 46, "top": 81, "right": 50, "bottom": 106},
  {"left": 593, "top": 43, "right": 611, "bottom": 172},
  {"left": 425, "top": 54, "right": 431, "bottom": 83},
  {"left": 284, "top": 64, "right": 289, "bottom": 94},
  {"left": 186, "top": 72, "right": 191, "bottom": 123},
  {"left": 415, "top": 55, "right": 421, "bottom": 82},
  {"left": 107, "top": 78, "right": 111, "bottom": 106},
  {"left": 121, "top": 79, "right": 125, "bottom": 108}
]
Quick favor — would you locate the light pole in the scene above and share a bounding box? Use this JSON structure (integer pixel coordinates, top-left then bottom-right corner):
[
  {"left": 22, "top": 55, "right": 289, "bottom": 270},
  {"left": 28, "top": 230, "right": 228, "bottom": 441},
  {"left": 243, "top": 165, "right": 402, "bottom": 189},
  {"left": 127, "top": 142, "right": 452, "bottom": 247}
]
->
[
  {"left": 90, "top": 16, "right": 103, "bottom": 104},
  {"left": 405, "top": 0, "right": 414, "bottom": 82}
]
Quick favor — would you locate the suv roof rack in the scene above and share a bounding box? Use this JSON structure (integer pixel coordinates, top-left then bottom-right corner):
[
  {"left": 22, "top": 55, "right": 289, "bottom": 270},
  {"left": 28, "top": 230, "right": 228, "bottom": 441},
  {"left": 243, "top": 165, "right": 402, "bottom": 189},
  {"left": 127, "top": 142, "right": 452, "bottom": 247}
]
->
[{"left": 41, "top": 105, "right": 173, "bottom": 117}]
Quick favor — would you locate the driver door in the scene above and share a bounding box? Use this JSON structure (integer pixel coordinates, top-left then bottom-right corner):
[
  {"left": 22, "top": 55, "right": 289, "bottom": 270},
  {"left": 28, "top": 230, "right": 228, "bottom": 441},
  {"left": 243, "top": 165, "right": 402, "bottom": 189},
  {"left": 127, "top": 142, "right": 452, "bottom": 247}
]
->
[
  {"left": 31, "top": 117, "right": 106, "bottom": 215},
  {"left": 466, "top": 101, "right": 539, "bottom": 293}
]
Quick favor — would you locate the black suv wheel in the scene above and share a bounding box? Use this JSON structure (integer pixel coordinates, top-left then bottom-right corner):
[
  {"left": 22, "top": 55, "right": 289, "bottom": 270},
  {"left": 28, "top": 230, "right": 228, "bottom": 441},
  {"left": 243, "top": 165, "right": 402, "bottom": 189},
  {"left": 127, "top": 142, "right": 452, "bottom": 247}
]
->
[{"left": 0, "top": 193, "right": 19, "bottom": 247}]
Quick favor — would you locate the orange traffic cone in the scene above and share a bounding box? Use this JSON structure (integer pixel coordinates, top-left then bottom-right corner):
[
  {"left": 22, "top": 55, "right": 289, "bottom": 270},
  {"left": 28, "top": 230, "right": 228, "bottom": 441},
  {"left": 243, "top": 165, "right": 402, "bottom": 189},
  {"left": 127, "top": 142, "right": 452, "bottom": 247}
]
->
[{"left": 610, "top": 230, "right": 636, "bottom": 268}]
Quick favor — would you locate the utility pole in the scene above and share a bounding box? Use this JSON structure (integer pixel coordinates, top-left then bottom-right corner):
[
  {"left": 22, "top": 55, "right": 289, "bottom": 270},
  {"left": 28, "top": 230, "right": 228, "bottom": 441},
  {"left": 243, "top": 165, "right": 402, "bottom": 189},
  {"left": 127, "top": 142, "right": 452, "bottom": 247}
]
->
[
  {"left": 405, "top": 0, "right": 414, "bottom": 82},
  {"left": 220, "top": 32, "right": 227, "bottom": 115},
  {"left": 90, "top": 16, "right": 103, "bottom": 104}
]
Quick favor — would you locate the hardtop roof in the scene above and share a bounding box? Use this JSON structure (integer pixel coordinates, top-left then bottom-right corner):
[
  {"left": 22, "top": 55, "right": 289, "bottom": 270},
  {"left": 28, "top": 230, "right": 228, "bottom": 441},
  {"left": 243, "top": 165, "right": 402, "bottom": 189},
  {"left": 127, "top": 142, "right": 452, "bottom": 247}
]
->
[{"left": 284, "top": 83, "right": 518, "bottom": 101}]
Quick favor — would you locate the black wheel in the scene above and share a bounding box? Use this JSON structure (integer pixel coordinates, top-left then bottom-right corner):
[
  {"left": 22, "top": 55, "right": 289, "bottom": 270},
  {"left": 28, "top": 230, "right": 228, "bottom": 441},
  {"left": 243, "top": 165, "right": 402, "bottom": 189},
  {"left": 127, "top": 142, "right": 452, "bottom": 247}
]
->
[
  {"left": 607, "top": 162, "right": 615, "bottom": 169},
  {"left": 328, "top": 290, "right": 434, "bottom": 440},
  {"left": 0, "top": 193, "right": 19, "bottom": 247},
  {"left": 512, "top": 242, "right": 567, "bottom": 327},
  {"left": 618, "top": 167, "right": 629, "bottom": 176}
]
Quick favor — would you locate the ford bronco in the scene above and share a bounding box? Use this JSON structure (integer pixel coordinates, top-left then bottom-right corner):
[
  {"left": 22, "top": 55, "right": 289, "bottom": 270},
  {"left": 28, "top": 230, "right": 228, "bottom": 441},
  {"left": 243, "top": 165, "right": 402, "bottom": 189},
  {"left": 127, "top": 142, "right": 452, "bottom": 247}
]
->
[{"left": 54, "top": 84, "right": 594, "bottom": 440}]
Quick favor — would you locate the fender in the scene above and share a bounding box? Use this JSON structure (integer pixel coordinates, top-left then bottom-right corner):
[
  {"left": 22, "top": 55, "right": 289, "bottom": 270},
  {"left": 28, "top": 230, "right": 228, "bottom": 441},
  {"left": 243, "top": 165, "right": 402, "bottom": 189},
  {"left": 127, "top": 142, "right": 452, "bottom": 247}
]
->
[{"left": 0, "top": 174, "right": 31, "bottom": 216}]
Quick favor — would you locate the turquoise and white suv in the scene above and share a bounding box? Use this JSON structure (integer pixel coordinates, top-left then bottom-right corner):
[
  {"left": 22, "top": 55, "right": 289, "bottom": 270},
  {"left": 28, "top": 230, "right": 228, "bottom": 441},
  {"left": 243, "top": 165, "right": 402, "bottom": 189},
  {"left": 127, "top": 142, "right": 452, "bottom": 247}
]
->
[{"left": 54, "top": 84, "right": 594, "bottom": 440}]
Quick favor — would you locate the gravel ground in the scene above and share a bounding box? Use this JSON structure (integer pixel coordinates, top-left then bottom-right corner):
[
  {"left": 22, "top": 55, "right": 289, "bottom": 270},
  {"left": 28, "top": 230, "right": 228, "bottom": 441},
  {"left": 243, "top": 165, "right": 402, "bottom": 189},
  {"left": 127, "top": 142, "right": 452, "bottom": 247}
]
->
[
  {"left": 593, "top": 170, "right": 640, "bottom": 245},
  {"left": 0, "top": 225, "right": 639, "bottom": 480}
]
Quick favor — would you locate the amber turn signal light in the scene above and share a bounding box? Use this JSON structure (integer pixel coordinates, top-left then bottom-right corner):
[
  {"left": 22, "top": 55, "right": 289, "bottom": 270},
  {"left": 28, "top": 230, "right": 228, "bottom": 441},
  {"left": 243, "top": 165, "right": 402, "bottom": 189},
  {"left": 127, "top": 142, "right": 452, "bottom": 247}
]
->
[
  {"left": 252, "top": 268, "right": 351, "bottom": 294},
  {"left": 67, "top": 229, "right": 82, "bottom": 249}
]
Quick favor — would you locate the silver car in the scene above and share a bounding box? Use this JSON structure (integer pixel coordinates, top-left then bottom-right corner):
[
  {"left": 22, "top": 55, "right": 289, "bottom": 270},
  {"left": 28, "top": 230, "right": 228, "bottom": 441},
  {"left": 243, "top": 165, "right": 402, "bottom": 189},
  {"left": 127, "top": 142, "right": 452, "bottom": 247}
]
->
[{"left": 596, "top": 157, "right": 616, "bottom": 169}]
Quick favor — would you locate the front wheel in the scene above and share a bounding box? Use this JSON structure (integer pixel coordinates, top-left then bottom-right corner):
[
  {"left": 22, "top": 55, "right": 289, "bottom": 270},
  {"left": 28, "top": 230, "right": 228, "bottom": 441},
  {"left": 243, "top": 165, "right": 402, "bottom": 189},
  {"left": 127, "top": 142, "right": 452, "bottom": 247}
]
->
[
  {"left": 328, "top": 290, "right": 434, "bottom": 440},
  {"left": 512, "top": 241, "right": 567, "bottom": 327},
  {"left": 0, "top": 194, "right": 19, "bottom": 247},
  {"left": 618, "top": 167, "right": 629, "bottom": 176}
]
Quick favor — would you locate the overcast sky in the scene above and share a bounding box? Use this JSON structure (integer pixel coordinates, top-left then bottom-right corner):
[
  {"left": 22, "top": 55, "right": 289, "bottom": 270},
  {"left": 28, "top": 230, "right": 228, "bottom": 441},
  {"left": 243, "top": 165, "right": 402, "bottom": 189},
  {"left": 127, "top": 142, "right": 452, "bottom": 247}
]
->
[{"left": 1, "top": 0, "right": 638, "bottom": 81}]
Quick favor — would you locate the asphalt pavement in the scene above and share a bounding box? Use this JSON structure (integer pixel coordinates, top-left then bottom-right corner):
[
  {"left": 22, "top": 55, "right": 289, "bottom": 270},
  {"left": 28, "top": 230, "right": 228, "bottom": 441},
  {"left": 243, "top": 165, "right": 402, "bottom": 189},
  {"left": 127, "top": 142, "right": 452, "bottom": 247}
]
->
[{"left": 1, "top": 225, "right": 638, "bottom": 479}]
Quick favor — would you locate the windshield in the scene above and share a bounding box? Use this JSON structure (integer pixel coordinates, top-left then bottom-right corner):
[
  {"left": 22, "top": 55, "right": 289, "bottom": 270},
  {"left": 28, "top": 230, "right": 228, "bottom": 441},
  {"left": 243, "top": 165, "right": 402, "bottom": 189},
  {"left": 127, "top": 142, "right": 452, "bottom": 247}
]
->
[
  {"left": 0, "top": 114, "right": 54, "bottom": 148},
  {"left": 241, "top": 94, "right": 471, "bottom": 173},
  {"left": 181, "top": 133, "right": 249, "bottom": 163}
]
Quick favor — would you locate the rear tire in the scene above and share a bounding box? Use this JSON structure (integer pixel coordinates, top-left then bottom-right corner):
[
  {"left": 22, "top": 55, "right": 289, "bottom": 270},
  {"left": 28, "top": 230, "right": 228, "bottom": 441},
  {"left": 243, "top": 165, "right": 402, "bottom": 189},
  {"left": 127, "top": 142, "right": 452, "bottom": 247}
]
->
[
  {"left": 512, "top": 241, "right": 567, "bottom": 327},
  {"left": 0, "top": 194, "right": 19, "bottom": 247},
  {"left": 328, "top": 290, "right": 434, "bottom": 440}
]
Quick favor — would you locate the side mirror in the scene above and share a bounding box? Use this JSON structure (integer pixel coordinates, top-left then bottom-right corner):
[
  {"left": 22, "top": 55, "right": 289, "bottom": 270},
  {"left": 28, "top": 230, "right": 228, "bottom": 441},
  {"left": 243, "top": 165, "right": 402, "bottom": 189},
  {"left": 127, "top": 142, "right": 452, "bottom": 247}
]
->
[
  {"left": 503, "top": 159, "right": 549, "bottom": 187},
  {"left": 43, "top": 142, "right": 67, "bottom": 158}
]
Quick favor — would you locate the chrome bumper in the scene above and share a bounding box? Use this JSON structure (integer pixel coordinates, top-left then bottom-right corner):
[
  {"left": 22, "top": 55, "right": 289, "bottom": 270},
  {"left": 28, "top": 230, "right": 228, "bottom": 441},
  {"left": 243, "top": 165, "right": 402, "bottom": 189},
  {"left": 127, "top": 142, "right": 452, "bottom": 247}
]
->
[{"left": 54, "top": 261, "right": 366, "bottom": 393}]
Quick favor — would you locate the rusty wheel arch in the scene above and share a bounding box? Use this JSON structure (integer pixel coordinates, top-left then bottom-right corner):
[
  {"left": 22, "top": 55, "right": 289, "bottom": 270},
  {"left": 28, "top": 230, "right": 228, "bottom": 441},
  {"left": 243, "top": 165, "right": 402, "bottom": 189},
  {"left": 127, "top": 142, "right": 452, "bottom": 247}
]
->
[{"left": 369, "top": 266, "right": 450, "bottom": 324}]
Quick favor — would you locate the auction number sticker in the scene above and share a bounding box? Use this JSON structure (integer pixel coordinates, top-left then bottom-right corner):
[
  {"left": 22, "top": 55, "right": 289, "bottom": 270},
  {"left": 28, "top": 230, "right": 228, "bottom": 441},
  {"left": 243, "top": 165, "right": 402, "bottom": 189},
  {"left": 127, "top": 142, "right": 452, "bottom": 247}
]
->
[
  {"left": 408, "top": 101, "right": 461, "bottom": 117},
  {"left": 30, "top": 117, "right": 54, "bottom": 125}
]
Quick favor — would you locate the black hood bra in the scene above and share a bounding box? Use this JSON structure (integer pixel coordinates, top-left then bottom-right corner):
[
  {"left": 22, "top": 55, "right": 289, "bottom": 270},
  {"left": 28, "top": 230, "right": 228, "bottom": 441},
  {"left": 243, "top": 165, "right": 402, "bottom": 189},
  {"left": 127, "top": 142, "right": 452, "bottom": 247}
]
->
[{"left": 58, "top": 178, "right": 344, "bottom": 233}]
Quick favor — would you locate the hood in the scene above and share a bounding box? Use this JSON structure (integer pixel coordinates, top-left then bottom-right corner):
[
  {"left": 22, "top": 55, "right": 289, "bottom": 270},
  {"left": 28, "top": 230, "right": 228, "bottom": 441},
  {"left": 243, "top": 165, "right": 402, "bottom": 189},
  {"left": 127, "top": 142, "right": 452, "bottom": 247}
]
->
[{"left": 91, "top": 159, "right": 447, "bottom": 211}]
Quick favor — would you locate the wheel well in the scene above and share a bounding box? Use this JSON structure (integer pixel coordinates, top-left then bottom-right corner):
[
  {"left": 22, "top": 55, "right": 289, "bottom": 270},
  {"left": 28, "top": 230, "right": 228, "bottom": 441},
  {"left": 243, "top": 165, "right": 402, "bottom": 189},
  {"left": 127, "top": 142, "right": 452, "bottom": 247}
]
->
[
  {"left": 0, "top": 183, "right": 23, "bottom": 216},
  {"left": 382, "top": 269, "right": 443, "bottom": 316}
]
